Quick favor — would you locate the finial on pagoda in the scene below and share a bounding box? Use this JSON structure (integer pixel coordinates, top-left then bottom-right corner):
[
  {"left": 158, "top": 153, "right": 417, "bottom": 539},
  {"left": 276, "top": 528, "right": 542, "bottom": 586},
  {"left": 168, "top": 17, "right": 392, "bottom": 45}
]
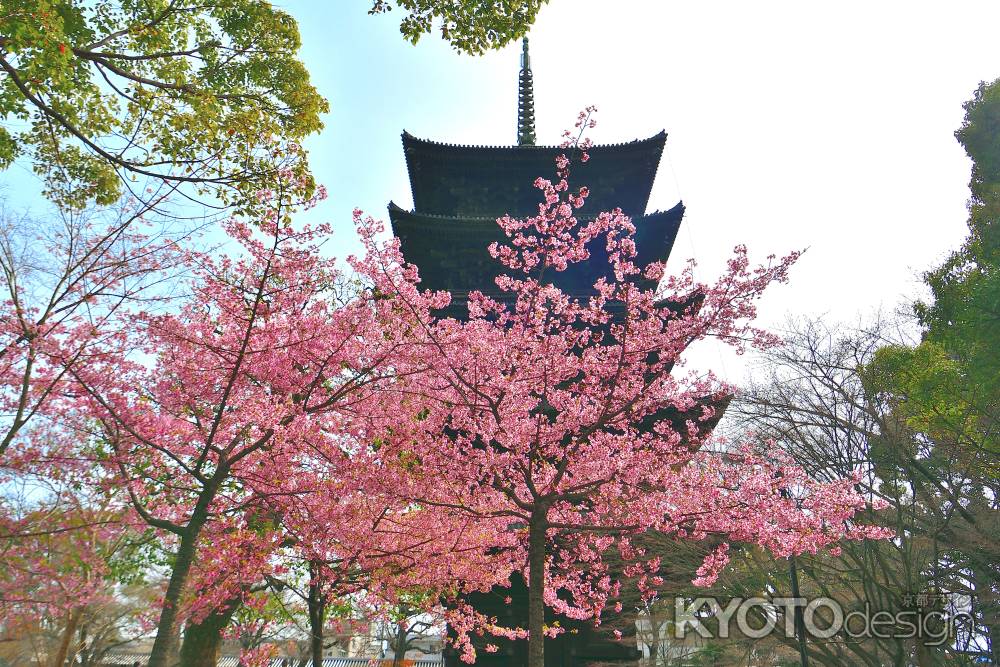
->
[{"left": 517, "top": 37, "right": 536, "bottom": 146}]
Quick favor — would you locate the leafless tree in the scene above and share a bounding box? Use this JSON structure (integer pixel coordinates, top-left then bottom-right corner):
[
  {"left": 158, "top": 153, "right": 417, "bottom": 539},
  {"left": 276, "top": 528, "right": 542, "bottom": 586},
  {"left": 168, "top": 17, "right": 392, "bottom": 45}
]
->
[{"left": 726, "top": 316, "right": 999, "bottom": 666}]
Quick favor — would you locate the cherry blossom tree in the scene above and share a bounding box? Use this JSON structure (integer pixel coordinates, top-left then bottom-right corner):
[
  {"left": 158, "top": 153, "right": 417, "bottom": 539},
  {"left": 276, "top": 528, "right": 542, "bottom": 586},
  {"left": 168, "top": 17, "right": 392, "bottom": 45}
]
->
[
  {"left": 194, "top": 447, "right": 497, "bottom": 667},
  {"left": 33, "top": 176, "right": 497, "bottom": 667},
  {"left": 65, "top": 177, "right": 451, "bottom": 667},
  {"left": 0, "top": 197, "right": 181, "bottom": 659},
  {"left": 0, "top": 496, "right": 118, "bottom": 659},
  {"left": 266, "top": 480, "right": 465, "bottom": 667},
  {"left": 354, "top": 114, "right": 892, "bottom": 666}
]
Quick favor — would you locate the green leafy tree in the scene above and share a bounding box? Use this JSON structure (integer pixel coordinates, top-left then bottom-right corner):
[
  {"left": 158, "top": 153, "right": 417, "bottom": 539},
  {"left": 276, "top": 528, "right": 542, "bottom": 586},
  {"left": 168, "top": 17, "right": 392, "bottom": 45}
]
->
[
  {"left": 864, "top": 78, "right": 999, "bottom": 472},
  {"left": 1, "top": 1, "right": 551, "bottom": 211},
  {"left": 921, "top": 79, "right": 1000, "bottom": 397},
  {"left": 0, "top": 0, "right": 328, "bottom": 210},
  {"left": 863, "top": 79, "right": 1000, "bottom": 663},
  {"left": 368, "top": 0, "right": 549, "bottom": 54}
]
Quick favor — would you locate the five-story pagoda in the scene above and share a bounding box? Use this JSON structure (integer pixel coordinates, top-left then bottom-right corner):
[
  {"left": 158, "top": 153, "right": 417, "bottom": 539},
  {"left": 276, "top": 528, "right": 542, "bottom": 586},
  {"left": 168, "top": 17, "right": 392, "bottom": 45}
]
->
[{"left": 388, "top": 39, "right": 689, "bottom": 666}]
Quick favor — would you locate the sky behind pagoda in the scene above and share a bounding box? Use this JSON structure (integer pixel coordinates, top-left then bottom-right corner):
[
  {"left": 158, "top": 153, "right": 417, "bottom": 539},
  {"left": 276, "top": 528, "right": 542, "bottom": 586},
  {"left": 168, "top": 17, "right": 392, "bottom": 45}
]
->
[
  {"left": 288, "top": 0, "right": 1000, "bottom": 379},
  {"left": 4, "top": 2, "right": 998, "bottom": 381}
]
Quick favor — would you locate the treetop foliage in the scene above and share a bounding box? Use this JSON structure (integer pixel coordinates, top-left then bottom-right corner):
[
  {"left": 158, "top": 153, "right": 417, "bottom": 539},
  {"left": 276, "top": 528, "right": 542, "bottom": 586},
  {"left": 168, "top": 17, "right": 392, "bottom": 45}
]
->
[
  {"left": 867, "top": 78, "right": 1000, "bottom": 464},
  {"left": 919, "top": 79, "right": 1000, "bottom": 385},
  {"left": 0, "top": 0, "right": 328, "bottom": 210},
  {"left": 368, "top": 0, "right": 549, "bottom": 54}
]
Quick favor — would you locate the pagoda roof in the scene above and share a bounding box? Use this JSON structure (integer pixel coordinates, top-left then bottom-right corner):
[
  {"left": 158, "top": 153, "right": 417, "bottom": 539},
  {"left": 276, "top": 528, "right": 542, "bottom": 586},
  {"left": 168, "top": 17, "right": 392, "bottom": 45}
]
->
[
  {"left": 388, "top": 201, "right": 684, "bottom": 319},
  {"left": 401, "top": 130, "right": 667, "bottom": 220}
]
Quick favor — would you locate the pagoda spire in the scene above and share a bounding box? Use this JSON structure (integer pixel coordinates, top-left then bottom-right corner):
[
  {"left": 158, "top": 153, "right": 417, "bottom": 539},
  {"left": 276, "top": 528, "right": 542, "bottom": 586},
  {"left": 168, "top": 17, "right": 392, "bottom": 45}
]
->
[{"left": 517, "top": 37, "right": 536, "bottom": 146}]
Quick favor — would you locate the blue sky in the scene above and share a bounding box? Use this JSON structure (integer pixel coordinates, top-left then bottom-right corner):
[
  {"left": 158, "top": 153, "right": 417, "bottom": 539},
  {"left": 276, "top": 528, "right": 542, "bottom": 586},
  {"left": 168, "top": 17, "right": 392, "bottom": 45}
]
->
[
  {"left": 286, "top": 0, "right": 1000, "bottom": 377},
  {"left": 6, "top": 1, "right": 1000, "bottom": 379}
]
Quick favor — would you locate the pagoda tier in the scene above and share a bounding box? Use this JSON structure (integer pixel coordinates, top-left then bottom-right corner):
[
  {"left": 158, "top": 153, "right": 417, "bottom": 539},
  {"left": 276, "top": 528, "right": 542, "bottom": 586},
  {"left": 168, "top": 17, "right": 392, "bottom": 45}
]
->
[
  {"left": 388, "top": 202, "right": 684, "bottom": 319},
  {"left": 401, "top": 130, "right": 667, "bottom": 219}
]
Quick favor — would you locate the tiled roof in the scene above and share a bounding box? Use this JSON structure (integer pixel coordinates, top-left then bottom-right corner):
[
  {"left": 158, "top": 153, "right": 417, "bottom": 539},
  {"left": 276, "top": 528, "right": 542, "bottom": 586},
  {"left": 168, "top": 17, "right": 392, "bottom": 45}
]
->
[
  {"left": 387, "top": 202, "right": 684, "bottom": 319},
  {"left": 400, "top": 131, "right": 667, "bottom": 219}
]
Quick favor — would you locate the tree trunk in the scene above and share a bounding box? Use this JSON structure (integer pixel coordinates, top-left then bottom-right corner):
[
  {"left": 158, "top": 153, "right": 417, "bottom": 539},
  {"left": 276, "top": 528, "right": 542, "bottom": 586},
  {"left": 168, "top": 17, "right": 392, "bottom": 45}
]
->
[
  {"left": 147, "top": 482, "right": 219, "bottom": 667},
  {"left": 392, "top": 621, "right": 407, "bottom": 667},
  {"left": 308, "top": 562, "right": 326, "bottom": 667},
  {"left": 527, "top": 507, "right": 548, "bottom": 667},
  {"left": 178, "top": 600, "right": 240, "bottom": 667},
  {"left": 146, "top": 527, "right": 199, "bottom": 667},
  {"left": 50, "top": 607, "right": 82, "bottom": 667}
]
